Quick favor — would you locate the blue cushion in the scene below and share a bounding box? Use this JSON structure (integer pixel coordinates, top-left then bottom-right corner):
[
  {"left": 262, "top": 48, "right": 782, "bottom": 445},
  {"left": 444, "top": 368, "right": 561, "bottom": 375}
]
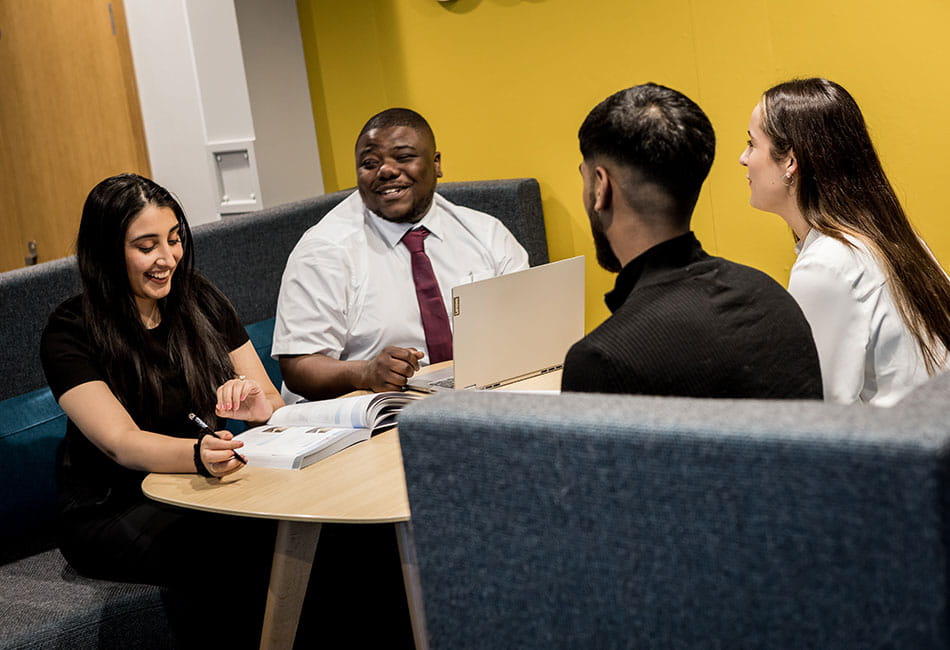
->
[
  {"left": 226, "top": 318, "right": 281, "bottom": 435},
  {"left": 245, "top": 318, "right": 281, "bottom": 389},
  {"left": 0, "top": 387, "right": 65, "bottom": 540}
]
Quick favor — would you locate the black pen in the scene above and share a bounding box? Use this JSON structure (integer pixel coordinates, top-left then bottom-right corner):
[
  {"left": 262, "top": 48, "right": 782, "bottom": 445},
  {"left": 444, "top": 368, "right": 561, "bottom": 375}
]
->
[{"left": 188, "top": 412, "right": 247, "bottom": 465}]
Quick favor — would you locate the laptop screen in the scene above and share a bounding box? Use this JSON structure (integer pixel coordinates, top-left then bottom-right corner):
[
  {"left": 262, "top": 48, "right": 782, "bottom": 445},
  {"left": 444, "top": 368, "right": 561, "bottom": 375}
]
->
[{"left": 450, "top": 256, "right": 585, "bottom": 389}]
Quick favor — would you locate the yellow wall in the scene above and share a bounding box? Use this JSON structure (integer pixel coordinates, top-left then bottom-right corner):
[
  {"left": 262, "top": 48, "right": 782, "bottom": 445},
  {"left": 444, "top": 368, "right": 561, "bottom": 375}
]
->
[{"left": 297, "top": 0, "right": 950, "bottom": 330}]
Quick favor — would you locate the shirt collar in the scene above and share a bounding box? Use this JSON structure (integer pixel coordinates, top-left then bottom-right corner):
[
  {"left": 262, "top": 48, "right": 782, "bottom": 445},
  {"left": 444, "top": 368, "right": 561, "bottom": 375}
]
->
[
  {"left": 604, "top": 232, "right": 703, "bottom": 312},
  {"left": 364, "top": 194, "right": 442, "bottom": 248},
  {"left": 795, "top": 227, "right": 819, "bottom": 255}
]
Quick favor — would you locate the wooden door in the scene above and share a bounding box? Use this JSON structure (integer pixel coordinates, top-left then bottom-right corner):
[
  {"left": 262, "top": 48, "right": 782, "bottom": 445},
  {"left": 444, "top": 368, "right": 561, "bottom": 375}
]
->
[{"left": 0, "top": 0, "right": 149, "bottom": 272}]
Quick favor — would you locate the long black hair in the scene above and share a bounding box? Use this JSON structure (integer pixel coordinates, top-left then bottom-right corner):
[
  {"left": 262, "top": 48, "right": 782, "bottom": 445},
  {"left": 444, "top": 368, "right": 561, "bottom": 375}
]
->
[
  {"left": 761, "top": 78, "right": 950, "bottom": 374},
  {"left": 76, "top": 173, "right": 234, "bottom": 420}
]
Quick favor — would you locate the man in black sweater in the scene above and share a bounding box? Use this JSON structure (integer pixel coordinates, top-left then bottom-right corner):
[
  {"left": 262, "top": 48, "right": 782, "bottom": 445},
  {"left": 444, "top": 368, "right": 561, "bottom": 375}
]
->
[{"left": 561, "top": 83, "right": 822, "bottom": 399}]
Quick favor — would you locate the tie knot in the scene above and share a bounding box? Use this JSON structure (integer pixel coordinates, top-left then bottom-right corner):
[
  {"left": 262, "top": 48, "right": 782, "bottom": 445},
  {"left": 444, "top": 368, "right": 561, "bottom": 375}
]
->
[{"left": 402, "top": 227, "right": 429, "bottom": 253}]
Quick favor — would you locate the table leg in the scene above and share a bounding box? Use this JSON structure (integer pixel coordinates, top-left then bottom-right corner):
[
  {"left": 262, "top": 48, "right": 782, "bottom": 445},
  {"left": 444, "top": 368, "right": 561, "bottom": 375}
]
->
[
  {"left": 260, "top": 520, "right": 322, "bottom": 650},
  {"left": 396, "top": 521, "right": 429, "bottom": 650}
]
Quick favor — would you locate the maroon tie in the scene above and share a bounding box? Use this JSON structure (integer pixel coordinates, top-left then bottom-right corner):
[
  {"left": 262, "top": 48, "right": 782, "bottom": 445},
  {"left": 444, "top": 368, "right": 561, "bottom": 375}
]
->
[{"left": 402, "top": 227, "right": 453, "bottom": 363}]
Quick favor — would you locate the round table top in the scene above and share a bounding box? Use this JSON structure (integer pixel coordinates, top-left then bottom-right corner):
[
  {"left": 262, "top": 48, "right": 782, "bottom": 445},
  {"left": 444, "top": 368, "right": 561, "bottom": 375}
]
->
[
  {"left": 142, "top": 428, "right": 410, "bottom": 524},
  {"left": 142, "top": 362, "right": 559, "bottom": 524}
]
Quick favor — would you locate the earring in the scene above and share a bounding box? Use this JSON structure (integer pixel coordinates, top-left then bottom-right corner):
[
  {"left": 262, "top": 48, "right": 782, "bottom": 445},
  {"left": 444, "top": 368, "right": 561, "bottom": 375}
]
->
[{"left": 782, "top": 172, "right": 794, "bottom": 187}]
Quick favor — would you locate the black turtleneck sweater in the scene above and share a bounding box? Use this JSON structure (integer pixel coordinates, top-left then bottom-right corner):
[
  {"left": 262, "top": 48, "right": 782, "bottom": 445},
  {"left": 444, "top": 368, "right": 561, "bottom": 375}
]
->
[{"left": 561, "top": 232, "right": 822, "bottom": 399}]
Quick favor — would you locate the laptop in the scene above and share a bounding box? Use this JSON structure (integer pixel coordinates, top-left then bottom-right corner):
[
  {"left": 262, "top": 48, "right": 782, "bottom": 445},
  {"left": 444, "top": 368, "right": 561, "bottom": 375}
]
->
[{"left": 408, "top": 256, "right": 585, "bottom": 391}]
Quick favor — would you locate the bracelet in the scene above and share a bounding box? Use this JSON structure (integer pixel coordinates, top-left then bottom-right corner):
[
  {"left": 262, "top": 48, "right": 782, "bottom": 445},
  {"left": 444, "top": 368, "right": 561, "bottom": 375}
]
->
[{"left": 193, "top": 434, "right": 214, "bottom": 477}]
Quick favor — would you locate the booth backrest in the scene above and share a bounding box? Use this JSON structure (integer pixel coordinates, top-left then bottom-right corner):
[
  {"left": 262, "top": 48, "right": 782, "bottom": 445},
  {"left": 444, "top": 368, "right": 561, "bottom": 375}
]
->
[
  {"left": 0, "top": 257, "right": 81, "bottom": 549},
  {"left": 0, "top": 257, "right": 82, "bottom": 400},
  {"left": 191, "top": 179, "right": 550, "bottom": 326},
  {"left": 399, "top": 374, "right": 950, "bottom": 648},
  {"left": 0, "top": 178, "right": 547, "bottom": 549}
]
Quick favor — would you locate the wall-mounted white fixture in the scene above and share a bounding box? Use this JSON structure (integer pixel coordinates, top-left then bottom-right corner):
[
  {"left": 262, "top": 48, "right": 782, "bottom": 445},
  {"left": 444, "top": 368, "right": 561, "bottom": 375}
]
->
[{"left": 208, "top": 139, "right": 264, "bottom": 214}]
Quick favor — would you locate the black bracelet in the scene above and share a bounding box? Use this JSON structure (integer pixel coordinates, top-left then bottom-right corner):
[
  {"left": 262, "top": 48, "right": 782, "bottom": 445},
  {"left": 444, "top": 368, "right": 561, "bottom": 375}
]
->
[{"left": 193, "top": 433, "right": 214, "bottom": 477}]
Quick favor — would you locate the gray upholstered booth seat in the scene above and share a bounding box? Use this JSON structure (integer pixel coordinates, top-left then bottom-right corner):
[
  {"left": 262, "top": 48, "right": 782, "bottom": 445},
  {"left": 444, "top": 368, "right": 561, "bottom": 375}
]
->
[
  {"left": 0, "top": 178, "right": 547, "bottom": 648},
  {"left": 0, "top": 550, "right": 175, "bottom": 649},
  {"left": 399, "top": 372, "right": 950, "bottom": 649}
]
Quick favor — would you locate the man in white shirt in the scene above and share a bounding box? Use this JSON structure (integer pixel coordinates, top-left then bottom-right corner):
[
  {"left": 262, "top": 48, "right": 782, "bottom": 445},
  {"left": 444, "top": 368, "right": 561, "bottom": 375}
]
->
[{"left": 273, "top": 108, "right": 529, "bottom": 400}]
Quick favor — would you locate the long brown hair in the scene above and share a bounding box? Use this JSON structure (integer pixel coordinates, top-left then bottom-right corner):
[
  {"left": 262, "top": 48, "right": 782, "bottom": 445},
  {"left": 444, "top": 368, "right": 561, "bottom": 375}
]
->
[{"left": 761, "top": 78, "right": 950, "bottom": 374}]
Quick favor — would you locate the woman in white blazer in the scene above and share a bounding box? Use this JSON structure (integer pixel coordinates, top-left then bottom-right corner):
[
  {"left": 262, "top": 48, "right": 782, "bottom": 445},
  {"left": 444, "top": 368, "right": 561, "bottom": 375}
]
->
[{"left": 739, "top": 78, "right": 950, "bottom": 406}]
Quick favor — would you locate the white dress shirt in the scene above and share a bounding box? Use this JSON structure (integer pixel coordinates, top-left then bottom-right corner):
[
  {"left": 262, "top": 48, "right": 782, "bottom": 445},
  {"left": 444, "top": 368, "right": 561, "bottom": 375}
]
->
[
  {"left": 272, "top": 190, "right": 529, "bottom": 400},
  {"left": 788, "top": 229, "right": 941, "bottom": 406}
]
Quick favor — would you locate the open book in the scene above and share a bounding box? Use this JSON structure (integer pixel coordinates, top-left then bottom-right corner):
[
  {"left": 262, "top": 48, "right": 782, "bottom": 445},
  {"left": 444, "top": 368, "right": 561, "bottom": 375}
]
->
[{"left": 234, "top": 391, "right": 418, "bottom": 470}]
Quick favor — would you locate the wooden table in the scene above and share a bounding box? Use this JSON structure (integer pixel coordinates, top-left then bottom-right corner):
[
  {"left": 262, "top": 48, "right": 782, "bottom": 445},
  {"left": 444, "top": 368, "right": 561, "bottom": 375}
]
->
[
  {"left": 142, "top": 427, "right": 426, "bottom": 649},
  {"left": 141, "top": 365, "right": 561, "bottom": 649}
]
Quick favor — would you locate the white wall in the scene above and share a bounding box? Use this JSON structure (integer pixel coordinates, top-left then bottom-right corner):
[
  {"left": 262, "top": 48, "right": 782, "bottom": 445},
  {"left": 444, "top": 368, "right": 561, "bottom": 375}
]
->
[
  {"left": 234, "top": 0, "right": 323, "bottom": 206},
  {"left": 125, "top": 0, "right": 220, "bottom": 224},
  {"left": 124, "top": 0, "right": 321, "bottom": 226}
]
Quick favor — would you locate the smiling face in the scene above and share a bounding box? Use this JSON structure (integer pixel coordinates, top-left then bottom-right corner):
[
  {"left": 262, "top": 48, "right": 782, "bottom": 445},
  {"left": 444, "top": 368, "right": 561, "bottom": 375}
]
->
[
  {"left": 124, "top": 204, "right": 183, "bottom": 322},
  {"left": 356, "top": 125, "right": 442, "bottom": 223},
  {"left": 739, "top": 103, "right": 795, "bottom": 215}
]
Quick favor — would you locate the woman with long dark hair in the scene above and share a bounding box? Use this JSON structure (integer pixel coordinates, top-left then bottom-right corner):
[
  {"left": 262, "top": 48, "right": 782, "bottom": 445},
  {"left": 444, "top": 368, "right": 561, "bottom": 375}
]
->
[
  {"left": 40, "top": 173, "right": 283, "bottom": 642},
  {"left": 739, "top": 78, "right": 950, "bottom": 405}
]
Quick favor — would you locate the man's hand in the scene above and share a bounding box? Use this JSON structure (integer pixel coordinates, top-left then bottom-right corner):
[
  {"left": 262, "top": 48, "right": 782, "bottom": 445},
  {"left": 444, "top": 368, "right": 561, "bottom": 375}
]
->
[{"left": 358, "top": 346, "right": 425, "bottom": 392}]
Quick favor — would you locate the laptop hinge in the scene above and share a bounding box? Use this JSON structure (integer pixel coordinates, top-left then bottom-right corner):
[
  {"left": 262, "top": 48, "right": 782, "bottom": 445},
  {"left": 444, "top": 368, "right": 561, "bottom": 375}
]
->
[{"left": 471, "top": 363, "right": 564, "bottom": 391}]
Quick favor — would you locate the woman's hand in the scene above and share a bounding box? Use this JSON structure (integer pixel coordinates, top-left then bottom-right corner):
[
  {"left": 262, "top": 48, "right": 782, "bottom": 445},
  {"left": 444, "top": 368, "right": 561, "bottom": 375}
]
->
[
  {"left": 215, "top": 376, "right": 275, "bottom": 423},
  {"left": 199, "top": 429, "right": 246, "bottom": 478}
]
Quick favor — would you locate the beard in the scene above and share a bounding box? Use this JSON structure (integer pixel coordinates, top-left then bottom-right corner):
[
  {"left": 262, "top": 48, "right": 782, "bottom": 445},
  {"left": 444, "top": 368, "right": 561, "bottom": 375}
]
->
[
  {"left": 591, "top": 226, "right": 622, "bottom": 273},
  {"left": 586, "top": 186, "right": 622, "bottom": 272}
]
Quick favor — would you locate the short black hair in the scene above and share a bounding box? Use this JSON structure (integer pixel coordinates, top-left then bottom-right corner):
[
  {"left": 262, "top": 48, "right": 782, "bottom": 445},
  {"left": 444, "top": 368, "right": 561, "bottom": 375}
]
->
[
  {"left": 579, "top": 83, "right": 715, "bottom": 220},
  {"left": 357, "top": 108, "right": 436, "bottom": 149}
]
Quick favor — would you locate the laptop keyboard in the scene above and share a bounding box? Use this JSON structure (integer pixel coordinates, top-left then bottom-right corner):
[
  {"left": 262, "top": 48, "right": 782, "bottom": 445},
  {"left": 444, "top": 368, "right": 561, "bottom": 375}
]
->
[{"left": 429, "top": 376, "right": 456, "bottom": 389}]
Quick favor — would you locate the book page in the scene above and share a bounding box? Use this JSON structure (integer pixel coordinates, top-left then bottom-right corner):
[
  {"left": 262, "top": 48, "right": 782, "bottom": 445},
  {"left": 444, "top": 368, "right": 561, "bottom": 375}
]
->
[
  {"left": 269, "top": 393, "right": 380, "bottom": 428},
  {"left": 238, "top": 424, "right": 355, "bottom": 454},
  {"left": 236, "top": 424, "right": 365, "bottom": 469},
  {"left": 268, "top": 391, "right": 419, "bottom": 430}
]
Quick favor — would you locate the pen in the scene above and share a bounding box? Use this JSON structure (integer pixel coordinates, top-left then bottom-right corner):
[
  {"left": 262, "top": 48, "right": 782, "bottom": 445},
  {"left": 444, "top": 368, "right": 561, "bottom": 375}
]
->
[{"left": 188, "top": 412, "right": 247, "bottom": 465}]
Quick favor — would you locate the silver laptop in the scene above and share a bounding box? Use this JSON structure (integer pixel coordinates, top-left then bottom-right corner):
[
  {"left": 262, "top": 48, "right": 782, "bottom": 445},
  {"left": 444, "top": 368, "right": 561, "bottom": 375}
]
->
[{"left": 408, "top": 256, "right": 585, "bottom": 391}]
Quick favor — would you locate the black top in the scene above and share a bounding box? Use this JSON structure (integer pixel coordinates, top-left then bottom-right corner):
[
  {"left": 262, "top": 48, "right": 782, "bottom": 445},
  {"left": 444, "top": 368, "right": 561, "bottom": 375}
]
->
[
  {"left": 40, "top": 281, "right": 248, "bottom": 516},
  {"left": 561, "top": 233, "right": 823, "bottom": 399}
]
